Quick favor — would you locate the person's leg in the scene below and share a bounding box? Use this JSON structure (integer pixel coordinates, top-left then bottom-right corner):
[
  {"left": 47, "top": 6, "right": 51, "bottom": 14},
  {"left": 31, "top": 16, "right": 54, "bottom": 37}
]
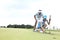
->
[
  {"left": 40, "top": 22, "right": 45, "bottom": 32},
  {"left": 43, "top": 24, "right": 47, "bottom": 29},
  {"left": 34, "top": 20, "right": 37, "bottom": 30},
  {"left": 41, "top": 27, "right": 45, "bottom": 32}
]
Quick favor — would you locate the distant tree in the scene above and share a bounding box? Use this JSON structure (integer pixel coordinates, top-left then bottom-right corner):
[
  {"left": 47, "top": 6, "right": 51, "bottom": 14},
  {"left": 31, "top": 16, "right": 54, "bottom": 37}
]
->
[
  {"left": 26, "top": 25, "right": 33, "bottom": 29},
  {"left": 20, "top": 24, "right": 25, "bottom": 28},
  {"left": 7, "top": 24, "right": 12, "bottom": 28},
  {"left": 7, "top": 24, "right": 33, "bottom": 28}
]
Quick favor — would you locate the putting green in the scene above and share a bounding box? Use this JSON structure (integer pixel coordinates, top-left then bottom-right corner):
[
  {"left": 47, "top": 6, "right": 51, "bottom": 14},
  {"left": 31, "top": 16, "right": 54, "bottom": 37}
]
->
[{"left": 0, "top": 28, "right": 60, "bottom": 40}]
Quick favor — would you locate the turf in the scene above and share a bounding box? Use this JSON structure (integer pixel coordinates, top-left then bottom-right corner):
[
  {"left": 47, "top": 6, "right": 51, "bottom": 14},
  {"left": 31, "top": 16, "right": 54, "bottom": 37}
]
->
[{"left": 0, "top": 28, "right": 60, "bottom": 40}]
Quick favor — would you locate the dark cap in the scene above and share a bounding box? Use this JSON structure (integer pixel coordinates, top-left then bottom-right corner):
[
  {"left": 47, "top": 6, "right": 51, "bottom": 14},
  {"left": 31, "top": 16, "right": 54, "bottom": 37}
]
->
[{"left": 38, "top": 10, "right": 42, "bottom": 11}]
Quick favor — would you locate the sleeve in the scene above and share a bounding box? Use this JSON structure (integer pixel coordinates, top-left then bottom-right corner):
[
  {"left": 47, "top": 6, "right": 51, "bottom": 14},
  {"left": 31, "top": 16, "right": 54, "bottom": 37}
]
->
[
  {"left": 34, "top": 13, "right": 38, "bottom": 20},
  {"left": 34, "top": 13, "right": 37, "bottom": 17},
  {"left": 34, "top": 13, "right": 37, "bottom": 16}
]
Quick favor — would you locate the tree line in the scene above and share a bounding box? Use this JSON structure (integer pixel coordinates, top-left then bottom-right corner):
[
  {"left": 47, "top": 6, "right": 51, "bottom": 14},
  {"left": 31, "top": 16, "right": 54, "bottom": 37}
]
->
[{"left": 7, "top": 24, "right": 33, "bottom": 29}]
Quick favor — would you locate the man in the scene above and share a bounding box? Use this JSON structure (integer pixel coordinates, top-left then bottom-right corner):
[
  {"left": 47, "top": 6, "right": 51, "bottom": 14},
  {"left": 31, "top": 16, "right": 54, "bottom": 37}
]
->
[
  {"left": 34, "top": 10, "right": 45, "bottom": 32},
  {"left": 42, "top": 15, "right": 48, "bottom": 28},
  {"left": 42, "top": 15, "right": 51, "bottom": 29}
]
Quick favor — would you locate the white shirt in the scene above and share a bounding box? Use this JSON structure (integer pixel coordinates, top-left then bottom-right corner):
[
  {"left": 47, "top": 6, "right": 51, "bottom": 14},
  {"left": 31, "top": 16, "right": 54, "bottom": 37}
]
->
[{"left": 35, "top": 13, "right": 43, "bottom": 22}]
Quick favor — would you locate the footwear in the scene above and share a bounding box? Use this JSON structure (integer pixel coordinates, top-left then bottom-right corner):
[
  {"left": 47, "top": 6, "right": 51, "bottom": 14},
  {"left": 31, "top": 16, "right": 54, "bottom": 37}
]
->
[
  {"left": 33, "top": 29, "right": 37, "bottom": 32},
  {"left": 40, "top": 30, "right": 43, "bottom": 33}
]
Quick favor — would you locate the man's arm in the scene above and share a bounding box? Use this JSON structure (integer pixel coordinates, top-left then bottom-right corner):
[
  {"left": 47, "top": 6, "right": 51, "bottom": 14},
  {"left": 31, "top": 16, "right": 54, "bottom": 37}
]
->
[
  {"left": 46, "top": 20, "right": 49, "bottom": 25},
  {"left": 48, "top": 15, "right": 51, "bottom": 25},
  {"left": 34, "top": 15, "right": 36, "bottom": 20},
  {"left": 34, "top": 15, "right": 37, "bottom": 30}
]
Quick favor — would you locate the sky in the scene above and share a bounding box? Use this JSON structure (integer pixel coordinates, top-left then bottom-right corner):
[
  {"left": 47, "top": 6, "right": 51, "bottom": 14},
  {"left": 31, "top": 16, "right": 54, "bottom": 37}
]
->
[{"left": 0, "top": 0, "right": 60, "bottom": 29}]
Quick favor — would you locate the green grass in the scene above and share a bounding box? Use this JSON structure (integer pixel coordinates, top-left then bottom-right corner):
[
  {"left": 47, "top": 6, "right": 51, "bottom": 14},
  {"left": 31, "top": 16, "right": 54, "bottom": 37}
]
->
[{"left": 0, "top": 28, "right": 60, "bottom": 40}]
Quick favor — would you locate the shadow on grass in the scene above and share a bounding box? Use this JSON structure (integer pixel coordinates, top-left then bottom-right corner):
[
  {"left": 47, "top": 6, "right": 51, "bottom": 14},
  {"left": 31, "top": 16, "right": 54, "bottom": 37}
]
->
[
  {"left": 33, "top": 31, "right": 55, "bottom": 35},
  {"left": 43, "top": 32, "right": 55, "bottom": 35}
]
